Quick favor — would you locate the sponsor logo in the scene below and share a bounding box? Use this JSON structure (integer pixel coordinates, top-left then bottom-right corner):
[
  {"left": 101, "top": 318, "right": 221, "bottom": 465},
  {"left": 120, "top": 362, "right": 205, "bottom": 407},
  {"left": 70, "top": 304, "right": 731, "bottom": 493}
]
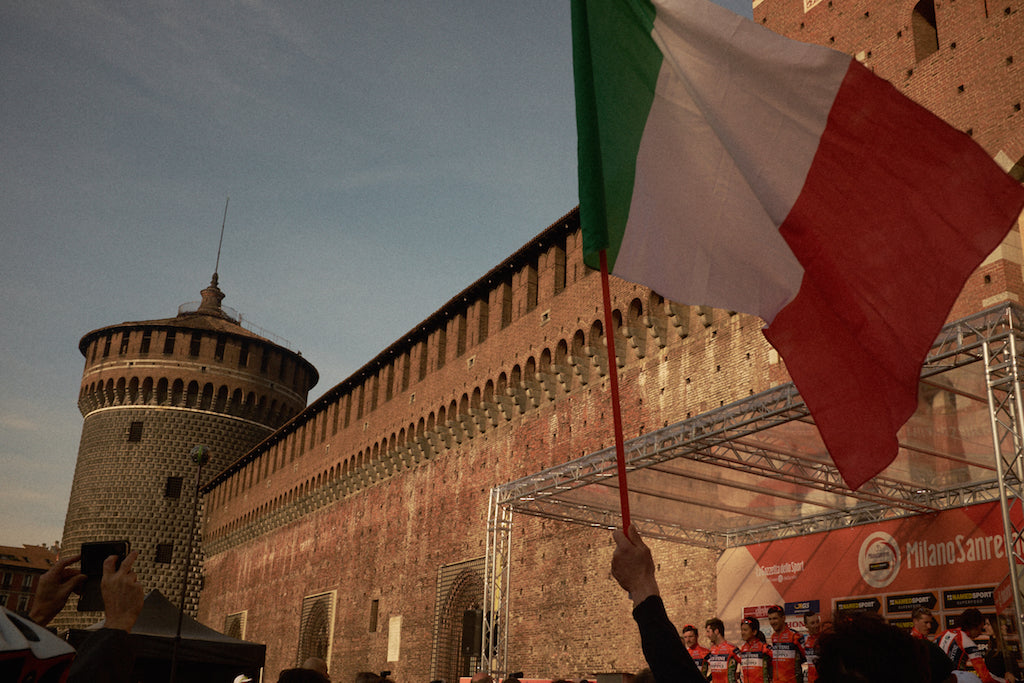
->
[
  {"left": 859, "top": 532, "right": 901, "bottom": 588},
  {"left": 905, "top": 534, "right": 1004, "bottom": 569},
  {"left": 755, "top": 560, "right": 805, "bottom": 583}
]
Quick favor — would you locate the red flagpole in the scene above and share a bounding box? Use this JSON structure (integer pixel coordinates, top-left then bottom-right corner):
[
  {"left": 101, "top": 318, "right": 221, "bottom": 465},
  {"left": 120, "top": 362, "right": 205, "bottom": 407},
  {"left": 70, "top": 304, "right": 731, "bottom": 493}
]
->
[{"left": 598, "top": 250, "right": 631, "bottom": 534}]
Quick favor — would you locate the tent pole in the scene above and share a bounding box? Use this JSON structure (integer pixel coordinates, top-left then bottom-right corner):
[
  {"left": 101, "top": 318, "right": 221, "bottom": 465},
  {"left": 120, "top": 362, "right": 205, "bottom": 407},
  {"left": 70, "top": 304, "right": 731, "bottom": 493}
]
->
[{"left": 171, "top": 446, "right": 209, "bottom": 682}]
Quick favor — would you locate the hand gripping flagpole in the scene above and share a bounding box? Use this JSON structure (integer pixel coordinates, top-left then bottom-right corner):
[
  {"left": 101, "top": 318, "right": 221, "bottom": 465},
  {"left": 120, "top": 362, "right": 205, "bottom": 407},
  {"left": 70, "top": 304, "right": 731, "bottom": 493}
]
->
[{"left": 599, "top": 250, "right": 631, "bottom": 535}]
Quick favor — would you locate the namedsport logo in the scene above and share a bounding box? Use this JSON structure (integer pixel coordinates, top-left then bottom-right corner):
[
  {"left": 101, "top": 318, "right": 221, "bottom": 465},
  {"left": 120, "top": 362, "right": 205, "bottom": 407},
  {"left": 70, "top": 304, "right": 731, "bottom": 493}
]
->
[{"left": 858, "top": 531, "right": 901, "bottom": 587}]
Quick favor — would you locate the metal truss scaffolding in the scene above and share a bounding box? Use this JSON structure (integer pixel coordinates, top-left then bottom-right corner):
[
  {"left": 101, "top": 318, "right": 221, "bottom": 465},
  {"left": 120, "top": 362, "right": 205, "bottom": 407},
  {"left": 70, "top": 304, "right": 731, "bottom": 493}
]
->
[
  {"left": 482, "top": 488, "right": 512, "bottom": 678},
  {"left": 981, "top": 307, "right": 1024, "bottom": 649},
  {"left": 481, "top": 303, "right": 1024, "bottom": 674}
]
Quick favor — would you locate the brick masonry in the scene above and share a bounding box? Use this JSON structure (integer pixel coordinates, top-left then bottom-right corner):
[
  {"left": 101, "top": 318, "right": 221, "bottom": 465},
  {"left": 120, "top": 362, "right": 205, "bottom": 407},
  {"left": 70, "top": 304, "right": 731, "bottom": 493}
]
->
[
  {"left": 74, "top": 0, "right": 1024, "bottom": 677},
  {"left": 196, "top": 8, "right": 1024, "bottom": 656},
  {"left": 197, "top": 212, "right": 772, "bottom": 679}
]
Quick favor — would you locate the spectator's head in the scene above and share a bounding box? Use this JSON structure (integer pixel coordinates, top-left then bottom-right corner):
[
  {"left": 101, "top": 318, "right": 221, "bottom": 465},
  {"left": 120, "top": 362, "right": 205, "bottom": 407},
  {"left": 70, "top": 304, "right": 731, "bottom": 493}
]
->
[
  {"left": 355, "top": 672, "right": 381, "bottom": 683},
  {"left": 633, "top": 668, "right": 655, "bottom": 683},
  {"left": 911, "top": 606, "right": 933, "bottom": 635},
  {"left": 279, "top": 670, "right": 332, "bottom": 683},
  {"left": 815, "top": 612, "right": 930, "bottom": 683},
  {"left": 470, "top": 673, "right": 493, "bottom": 683},
  {"left": 767, "top": 605, "right": 786, "bottom": 633},
  {"left": 803, "top": 611, "right": 821, "bottom": 636},
  {"left": 681, "top": 624, "right": 699, "bottom": 648},
  {"left": 959, "top": 608, "right": 985, "bottom": 638},
  {"left": 301, "top": 657, "right": 329, "bottom": 681}
]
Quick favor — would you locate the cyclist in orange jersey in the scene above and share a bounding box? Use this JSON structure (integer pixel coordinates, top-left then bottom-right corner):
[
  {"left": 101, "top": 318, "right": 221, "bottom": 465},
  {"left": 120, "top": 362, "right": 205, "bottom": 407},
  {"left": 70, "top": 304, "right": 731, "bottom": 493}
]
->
[
  {"left": 802, "top": 611, "right": 821, "bottom": 683},
  {"left": 739, "top": 617, "right": 772, "bottom": 683},
  {"left": 768, "top": 605, "right": 806, "bottom": 683},
  {"left": 706, "top": 617, "right": 741, "bottom": 683},
  {"left": 682, "top": 624, "right": 711, "bottom": 679}
]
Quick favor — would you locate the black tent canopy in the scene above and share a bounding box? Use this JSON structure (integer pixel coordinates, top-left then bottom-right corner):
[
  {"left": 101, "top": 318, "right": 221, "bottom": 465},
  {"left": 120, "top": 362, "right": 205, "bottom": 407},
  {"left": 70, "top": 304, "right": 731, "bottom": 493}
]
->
[{"left": 70, "top": 590, "right": 265, "bottom": 682}]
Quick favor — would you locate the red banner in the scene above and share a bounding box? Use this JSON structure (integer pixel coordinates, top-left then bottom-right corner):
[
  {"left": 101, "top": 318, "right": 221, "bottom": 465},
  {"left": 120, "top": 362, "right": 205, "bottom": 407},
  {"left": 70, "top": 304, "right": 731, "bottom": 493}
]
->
[{"left": 717, "top": 502, "right": 1016, "bottom": 636}]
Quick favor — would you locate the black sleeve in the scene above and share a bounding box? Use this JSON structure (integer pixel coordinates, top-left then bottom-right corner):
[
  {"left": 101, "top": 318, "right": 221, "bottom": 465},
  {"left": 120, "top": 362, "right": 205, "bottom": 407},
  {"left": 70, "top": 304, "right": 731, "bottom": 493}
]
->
[
  {"left": 924, "top": 640, "right": 955, "bottom": 683},
  {"left": 632, "top": 595, "right": 706, "bottom": 683},
  {"left": 68, "top": 628, "right": 136, "bottom": 683}
]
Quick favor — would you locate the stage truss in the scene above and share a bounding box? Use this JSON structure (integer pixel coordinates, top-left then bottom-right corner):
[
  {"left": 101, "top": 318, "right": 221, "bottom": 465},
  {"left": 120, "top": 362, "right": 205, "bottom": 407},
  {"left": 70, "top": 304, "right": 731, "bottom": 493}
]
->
[{"left": 481, "top": 303, "right": 1024, "bottom": 676}]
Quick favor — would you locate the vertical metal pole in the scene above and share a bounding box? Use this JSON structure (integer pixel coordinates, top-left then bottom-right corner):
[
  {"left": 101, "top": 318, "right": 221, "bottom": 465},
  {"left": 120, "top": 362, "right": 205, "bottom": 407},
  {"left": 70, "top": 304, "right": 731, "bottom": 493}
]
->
[
  {"left": 983, "top": 326, "right": 1024, "bottom": 654},
  {"left": 482, "top": 489, "right": 496, "bottom": 675},
  {"left": 500, "top": 507, "right": 512, "bottom": 678},
  {"left": 170, "top": 445, "right": 209, "bottom": 683},
  {"left": 482, "top": 488, "right": 513, "bottom": 678}
]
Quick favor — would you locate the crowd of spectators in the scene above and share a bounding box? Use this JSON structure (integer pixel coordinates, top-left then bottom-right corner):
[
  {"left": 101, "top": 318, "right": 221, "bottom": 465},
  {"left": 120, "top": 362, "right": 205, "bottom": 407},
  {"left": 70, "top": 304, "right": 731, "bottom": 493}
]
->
[{"left": 6, "top": 528, "right": 1020, "bottom": 683}]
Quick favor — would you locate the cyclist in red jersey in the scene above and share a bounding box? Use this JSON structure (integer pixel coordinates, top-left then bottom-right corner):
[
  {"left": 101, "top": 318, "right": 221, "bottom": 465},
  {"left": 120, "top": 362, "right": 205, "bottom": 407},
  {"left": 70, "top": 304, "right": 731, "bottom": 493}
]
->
[
  {"left": 705, "top": 617, "right": 740, "bottom": 683},
  {"left": 910, "top": 606, "right": 934, "bottom": 640},
  {"left": 768, "top": 605, "right": 806, "bottom": 683},
  {"left": 739, "top": 617, "right": 772, "bottom": 683},
  {"left": 798, "top": 614, "right": 823, "bottom": 683},
  {"left": 682, "top": 624, "right": 711, "bottom": 679},
  {"left": 802, "top": 611, "right": 821, "bottom": 683},
  {"left": 937, "top": 608, "right": 996, "bottom": 683}
]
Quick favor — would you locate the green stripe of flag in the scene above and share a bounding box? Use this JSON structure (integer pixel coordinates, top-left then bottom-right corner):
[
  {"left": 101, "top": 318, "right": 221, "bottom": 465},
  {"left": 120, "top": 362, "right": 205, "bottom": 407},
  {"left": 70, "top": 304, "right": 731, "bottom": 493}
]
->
[{"left": 572, "top": 0, "right": 662, "bottom": 271}]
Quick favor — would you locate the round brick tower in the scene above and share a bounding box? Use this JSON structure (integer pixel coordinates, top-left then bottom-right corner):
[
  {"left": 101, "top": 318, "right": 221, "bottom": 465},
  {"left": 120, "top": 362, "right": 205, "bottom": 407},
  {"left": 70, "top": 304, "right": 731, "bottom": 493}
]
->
[{"left": 56, "top": 275, "right": 318, "bottom": 629}]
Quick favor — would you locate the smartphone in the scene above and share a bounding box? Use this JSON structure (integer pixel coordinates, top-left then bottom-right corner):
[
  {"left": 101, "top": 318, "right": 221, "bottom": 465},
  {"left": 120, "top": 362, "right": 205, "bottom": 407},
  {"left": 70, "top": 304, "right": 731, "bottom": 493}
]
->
[{"left": 77, "top": 540, "right": 130, "bottom": 612}]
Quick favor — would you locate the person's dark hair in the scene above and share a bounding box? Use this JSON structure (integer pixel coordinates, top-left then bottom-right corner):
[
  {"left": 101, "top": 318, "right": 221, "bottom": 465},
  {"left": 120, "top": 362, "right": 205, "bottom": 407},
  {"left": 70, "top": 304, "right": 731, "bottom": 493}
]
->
[
  {"left": 355, "top": 672, "right": 381, "bottom": 683},
  {"left": 959, "top": 608, "right": 984, "bottom": 631},
  {"left": 803, "top": 611, "right": 818, "bottom": 623},
  {"left": 681, "top": 624, "right": 698, "bottom": 636},
  {"left": 911, "top": 606, "right": 932, "bottom": 619},
  {"left": 767, "top": 605, "right": 785, "bottom": 617},
  {"left": 278, "top": 670, "right": 330, "bottom": 683},
  {"left": 741, "top": 617, "right": 760, "bottom": 633},
  {"left": 706, "top": 617, "right": 725, "bottom": 635},
  {"left": 633, "top": 668, "right": 655, "bottom": 683},
  {"left": 815, "top": 612, "right": 930, "bottom": 683}
]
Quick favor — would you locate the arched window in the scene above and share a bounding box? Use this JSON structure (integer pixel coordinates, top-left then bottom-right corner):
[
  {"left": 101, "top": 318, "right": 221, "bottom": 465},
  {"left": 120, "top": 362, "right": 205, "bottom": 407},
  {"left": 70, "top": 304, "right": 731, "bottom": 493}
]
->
[
  {"left": 912, "top": 0, "right": 939, "bottom": 62},
  {"left": 171, "top": 379, "right": 184, "bottom": 406},
  {"left": 297, "top": 593, "right": 334, "bottom": 666},
  {"left": 200, "top": 383, "right": 214, "bottom": 410},
  {"left": 430, "top": 560, "right": 485, "bottom": 683},
  {"left": 185, "top": 381, "right": 199, "bottom": 408}
]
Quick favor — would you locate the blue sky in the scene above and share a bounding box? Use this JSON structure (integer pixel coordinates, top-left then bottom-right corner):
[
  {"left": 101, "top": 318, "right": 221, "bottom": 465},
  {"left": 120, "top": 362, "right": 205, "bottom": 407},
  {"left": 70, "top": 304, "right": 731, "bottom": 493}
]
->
[{"left": 0, "top": 0, "right": 753, "bottom": 547}]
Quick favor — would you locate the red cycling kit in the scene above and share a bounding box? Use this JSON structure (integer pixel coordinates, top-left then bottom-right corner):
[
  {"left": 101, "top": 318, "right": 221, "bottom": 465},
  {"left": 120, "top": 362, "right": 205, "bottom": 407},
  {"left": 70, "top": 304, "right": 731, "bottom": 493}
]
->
[
  {"left": 771, "top": 626, "right": 807, "bottom": 683},
  {"left": 707, "top": 641, "right": 741, "bottom": 683},
  {"left": 687, "top": 644, "right": 711, "bottom": 679},
  {"left": 937, "top": 628, "right": 995, "bottom": 683},
  {"left": 803, "top": 632, "right": 819, "bottom": 683},
  {"left": 740, "top": 638, "right": 772, "bottom": 683}
]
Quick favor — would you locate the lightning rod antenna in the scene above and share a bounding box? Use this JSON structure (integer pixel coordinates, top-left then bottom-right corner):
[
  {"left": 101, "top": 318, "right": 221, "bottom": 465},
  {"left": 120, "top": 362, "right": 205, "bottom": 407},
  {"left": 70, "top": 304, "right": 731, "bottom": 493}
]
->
[{"left": 214, "top": 197, "right": 229, "bottom": 278}]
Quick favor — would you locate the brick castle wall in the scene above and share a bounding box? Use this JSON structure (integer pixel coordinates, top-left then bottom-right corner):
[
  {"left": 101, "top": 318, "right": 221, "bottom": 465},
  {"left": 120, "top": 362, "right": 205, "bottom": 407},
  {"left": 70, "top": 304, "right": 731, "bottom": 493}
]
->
[
  {"left": 199, "top": 215, "right": 779, "bottom": 679},
  {"left": 197, "top": 2, "right": 1020, "bottom": 679}
]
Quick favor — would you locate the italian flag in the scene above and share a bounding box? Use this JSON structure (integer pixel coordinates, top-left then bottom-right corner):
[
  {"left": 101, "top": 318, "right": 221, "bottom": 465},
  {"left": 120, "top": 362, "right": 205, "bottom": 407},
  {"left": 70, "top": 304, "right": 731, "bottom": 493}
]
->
[{"left": 573, "top": 0, "right": 1024, "bottom": 489}]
